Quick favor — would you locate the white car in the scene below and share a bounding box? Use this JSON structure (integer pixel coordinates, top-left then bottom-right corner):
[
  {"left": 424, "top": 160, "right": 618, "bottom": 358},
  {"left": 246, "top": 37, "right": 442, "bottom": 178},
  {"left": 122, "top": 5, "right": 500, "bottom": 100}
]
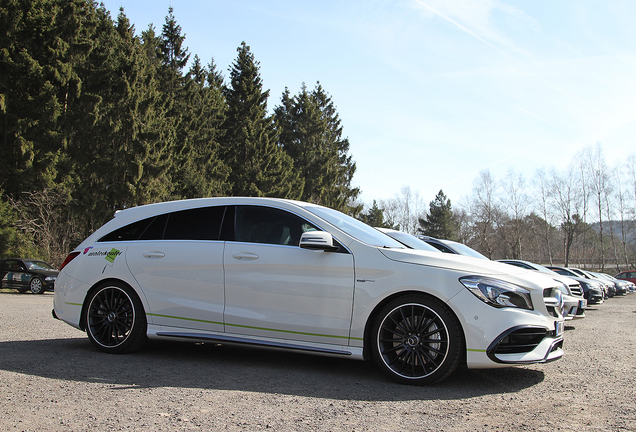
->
[{"left": 53, "top": 197, "right": 565, "bottom": 385}]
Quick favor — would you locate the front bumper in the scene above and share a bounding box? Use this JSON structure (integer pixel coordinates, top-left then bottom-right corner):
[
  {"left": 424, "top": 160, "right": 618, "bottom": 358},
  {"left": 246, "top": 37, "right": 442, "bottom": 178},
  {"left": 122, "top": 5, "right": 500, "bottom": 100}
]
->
[
  {"left": 451, "top": 287, "right": 565, "bottom": 369},
  {"left": 486, "top": 323, "right": 564, "bottom": 364}
]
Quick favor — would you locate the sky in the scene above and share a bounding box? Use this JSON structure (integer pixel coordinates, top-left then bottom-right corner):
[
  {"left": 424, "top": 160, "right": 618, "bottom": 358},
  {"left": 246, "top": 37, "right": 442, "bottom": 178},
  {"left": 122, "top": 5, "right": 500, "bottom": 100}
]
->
[{"left": 99, "top": 0, "right": 636, "bottom": 207}]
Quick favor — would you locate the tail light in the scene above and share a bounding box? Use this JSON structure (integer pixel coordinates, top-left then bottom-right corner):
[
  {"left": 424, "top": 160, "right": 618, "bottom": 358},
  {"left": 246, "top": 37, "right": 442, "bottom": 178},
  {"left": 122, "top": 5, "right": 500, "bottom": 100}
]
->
[{"left": 59, "top": 252, "right": 80, "bottom": 270}]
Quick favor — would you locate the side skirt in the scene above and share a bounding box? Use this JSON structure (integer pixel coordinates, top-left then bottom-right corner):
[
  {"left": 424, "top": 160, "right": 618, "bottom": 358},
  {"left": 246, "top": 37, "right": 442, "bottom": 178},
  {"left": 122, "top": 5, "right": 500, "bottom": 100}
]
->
[{"left": 155, "top": 331, "right": 358, "bottom": 357}]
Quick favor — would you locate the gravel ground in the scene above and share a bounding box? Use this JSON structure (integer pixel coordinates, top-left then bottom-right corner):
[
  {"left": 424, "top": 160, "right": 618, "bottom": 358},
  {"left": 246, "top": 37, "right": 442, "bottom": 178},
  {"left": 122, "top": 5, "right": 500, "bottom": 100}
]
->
[{"left": 1, "top": 290, "right": 635, "bottom": 431}]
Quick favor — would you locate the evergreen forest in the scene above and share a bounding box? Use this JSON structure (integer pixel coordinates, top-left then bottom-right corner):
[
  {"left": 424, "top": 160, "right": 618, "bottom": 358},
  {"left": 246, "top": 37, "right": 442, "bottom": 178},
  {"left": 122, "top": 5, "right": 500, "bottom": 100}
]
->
[{"left": 1, "top": 1, "right": 359, "bottom": 263}]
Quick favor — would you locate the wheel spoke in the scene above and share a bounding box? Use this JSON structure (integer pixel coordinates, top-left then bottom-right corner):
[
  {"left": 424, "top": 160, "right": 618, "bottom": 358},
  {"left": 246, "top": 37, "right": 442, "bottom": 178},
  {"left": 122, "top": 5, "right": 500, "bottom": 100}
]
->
[
  {"left": 377, "top": 302, "right": 451, "bottom": 380},
  {"left": 88, "top": 287, "right": 134, "bottom": 348}
]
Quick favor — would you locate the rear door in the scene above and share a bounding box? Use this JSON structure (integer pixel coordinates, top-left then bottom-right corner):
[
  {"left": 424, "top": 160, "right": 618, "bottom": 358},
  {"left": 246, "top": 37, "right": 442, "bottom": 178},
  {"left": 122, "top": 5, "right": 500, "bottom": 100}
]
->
[{"left": 125, "top": 206, "right": 227, "bottom": 332}]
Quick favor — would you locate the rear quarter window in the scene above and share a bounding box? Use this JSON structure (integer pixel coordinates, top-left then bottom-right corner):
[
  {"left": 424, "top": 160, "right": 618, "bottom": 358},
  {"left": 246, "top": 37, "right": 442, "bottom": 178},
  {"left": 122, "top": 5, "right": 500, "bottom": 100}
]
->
[{"left": 98, "top": 206, "right": 226, "bottom": 242}]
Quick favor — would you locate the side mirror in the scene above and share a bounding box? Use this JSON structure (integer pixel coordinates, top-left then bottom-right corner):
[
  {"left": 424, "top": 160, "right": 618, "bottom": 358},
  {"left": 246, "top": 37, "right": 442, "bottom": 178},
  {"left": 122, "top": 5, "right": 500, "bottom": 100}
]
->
[{"left": 299, "top": 231, "right": 340, "bottom": 252}]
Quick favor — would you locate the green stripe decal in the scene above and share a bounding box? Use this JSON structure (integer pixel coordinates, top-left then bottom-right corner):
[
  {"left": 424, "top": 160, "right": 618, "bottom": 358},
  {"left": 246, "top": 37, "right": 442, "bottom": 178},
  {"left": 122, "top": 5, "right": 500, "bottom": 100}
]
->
[
  {"left": 146, "top": 313, "right": 362, "bottom": 341},
  {"left": 65, "top": 302, "right": 82, "bottom": 306},
  {"left": 147, "top": 313, "right": 223, "bottom": 326},
  {"left": 225, "top": 322, "right": 350, "bottom": 340},
  {"left": 466, "top": 348, "right": 487, "bottom": 353}
]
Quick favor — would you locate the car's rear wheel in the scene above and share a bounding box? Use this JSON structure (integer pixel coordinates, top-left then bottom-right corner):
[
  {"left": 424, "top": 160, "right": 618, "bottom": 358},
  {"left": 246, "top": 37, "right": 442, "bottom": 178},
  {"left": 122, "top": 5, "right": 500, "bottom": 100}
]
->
[
  {"left": 29, "top": 277, "right": 44, "bottom": 294},
  {"left": 371, "top": 294, "right": 463, "bottom": 385},
  {"left": 85, "top": 282, "right": 147, "bottom": 353}
]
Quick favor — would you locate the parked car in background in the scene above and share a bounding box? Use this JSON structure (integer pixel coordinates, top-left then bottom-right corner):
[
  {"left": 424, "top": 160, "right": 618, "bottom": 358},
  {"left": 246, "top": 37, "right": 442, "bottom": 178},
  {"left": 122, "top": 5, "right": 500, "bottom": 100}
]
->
[
  {"left": 0, "top": 258, "right": 58, "bottom": 294},
  {"left": 567, "top": 268, "right": 614, "bottom": 298},
  {"left": 498, "top": 260, "right": 586, "bottom": 320},
  {"left": 547, "top": 266, "right": 605, "bottom": 304},
  {"left": 590, "top": 272, "right": 630, "bottom": 296},
  {"left": 615, "top": 271, "right": 636, "bottom": 286},
  {"left": 416, "top": 236, "right": 489, "bottom": 260},
  {"left": 53, "top": 197, "right": 566, "bottom": 385}
]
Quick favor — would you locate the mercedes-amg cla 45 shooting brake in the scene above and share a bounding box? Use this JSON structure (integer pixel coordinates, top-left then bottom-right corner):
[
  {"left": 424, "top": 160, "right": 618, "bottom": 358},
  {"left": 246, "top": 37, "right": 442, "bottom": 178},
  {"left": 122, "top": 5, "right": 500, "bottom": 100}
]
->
[{"left": 53, "top": 197, "right": 565, "bottom": 385}]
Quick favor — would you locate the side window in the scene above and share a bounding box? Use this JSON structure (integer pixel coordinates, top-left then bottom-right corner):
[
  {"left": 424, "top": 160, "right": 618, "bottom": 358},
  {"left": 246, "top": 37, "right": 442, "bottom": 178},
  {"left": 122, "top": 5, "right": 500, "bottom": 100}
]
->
[
  {"left": 428, "top": 242, "right": 454, "bottom": 254},
  {"left": 5, "top": 260, "right": 23, "bottom": 270},
  {"left": 163, "top": 206, "right": 225, "bottom": 240},
  {"left": 98, "top": 206, "right": 225, "bottom": 242},
  {"left": 99, "top": 216, "right": 160, "bottom": 242},
  {"left": 235, "top": 206, "right": 317, "bottom": 246}
]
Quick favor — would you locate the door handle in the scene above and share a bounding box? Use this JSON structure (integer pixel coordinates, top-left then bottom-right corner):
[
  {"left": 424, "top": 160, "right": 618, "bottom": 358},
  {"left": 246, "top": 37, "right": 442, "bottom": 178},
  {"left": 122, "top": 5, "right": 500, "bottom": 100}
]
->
[
  {"left": 232, "top": 252, "right": 259, "bottom": 260},
  {"left": 143, "top": 251, "right": 165, "bottom": 258}
]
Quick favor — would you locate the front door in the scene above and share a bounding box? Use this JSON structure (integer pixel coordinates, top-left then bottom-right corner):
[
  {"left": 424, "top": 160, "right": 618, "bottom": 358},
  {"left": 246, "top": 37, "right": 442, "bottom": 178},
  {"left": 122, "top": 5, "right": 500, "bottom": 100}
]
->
[{"left": 223, "top": 205, "right": 355, "bottom": 346}]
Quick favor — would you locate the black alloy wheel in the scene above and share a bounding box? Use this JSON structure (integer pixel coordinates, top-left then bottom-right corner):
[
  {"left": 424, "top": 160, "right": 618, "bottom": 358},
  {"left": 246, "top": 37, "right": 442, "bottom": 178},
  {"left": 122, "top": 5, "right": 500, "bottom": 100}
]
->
[
  {"left": 371, "top": 294, "right": 463, "bottom": 385},
  {"left": 85, "top": 282, "right": 147, "bottom": 353},
  {"left": 29, "top": 277, "right": 44, "bottom": 294}
]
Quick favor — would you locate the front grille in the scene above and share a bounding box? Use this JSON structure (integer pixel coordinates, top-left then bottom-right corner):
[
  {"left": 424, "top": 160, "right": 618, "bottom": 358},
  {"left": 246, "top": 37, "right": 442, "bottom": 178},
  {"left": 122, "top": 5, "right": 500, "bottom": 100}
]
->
[
  {"left": 543, "top": 288, "right": 564, "bottom": 318},
  {"left": 492, "top": 328, "right": 548, "bottom": 354},
  {"left": 569, "top": 284, "right": 583, "bottom": 296}
]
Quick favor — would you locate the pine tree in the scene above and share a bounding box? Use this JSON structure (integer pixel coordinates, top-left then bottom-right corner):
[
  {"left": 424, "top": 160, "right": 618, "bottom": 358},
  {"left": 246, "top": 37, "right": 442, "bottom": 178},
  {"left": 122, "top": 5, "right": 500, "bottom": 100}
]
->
[
  {"left": 358, "top": 200, "right": 393, "bottom": 228},
  {"left": 65, "top": 7, "right": 175, "bottom": 233},
  {"left": 418, "top": 190, "right": 458, "bottom": 240},
  {"left": 275, "top": 82, "right": 359, "bottom": 211},
  {"left": 173, "top": 55, "right": 229, "bottom": 198},
  {"left": 158, "top": 7, "right": 190, "bottom": 77},
  {"left": 0, "top": 0, "right": 93, "bottom": 197},
  {"left": 223, "top": 42, "right": 302, "bottom": 198}
]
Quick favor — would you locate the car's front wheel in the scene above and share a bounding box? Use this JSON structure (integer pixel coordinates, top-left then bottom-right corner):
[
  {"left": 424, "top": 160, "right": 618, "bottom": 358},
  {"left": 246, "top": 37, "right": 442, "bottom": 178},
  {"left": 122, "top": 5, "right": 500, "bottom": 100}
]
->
[
  {"left": 371, "top": 294, "right": 463, "bottom": 385},
  {"left": 84, "top": 282, "right": 147, "bottom": 353},
  {"left": 29, "top": 277, "right": 45, "bottom": 294}
]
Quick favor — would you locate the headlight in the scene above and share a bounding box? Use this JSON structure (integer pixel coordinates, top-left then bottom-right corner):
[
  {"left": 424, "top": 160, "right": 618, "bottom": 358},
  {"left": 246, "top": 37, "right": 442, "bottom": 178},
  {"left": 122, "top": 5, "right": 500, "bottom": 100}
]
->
[
  {"left": 459, "top": 276, "right": 534, "bottom": 310},
  {"left": 45, "top": 276, "right": 56, "bottom": 282},
  {"left": 555, "top": 281, "right": 570, "bottom": 296}
]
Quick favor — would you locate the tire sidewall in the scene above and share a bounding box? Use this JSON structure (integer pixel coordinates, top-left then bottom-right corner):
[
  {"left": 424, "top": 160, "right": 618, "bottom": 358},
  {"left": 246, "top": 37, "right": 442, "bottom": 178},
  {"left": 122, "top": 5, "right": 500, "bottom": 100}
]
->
[
  {"left": 370, "top": 294, "right": 464, "bottom": 385},
  {"left": 84, "top": 281, "right": 147, "bottom": 354}
]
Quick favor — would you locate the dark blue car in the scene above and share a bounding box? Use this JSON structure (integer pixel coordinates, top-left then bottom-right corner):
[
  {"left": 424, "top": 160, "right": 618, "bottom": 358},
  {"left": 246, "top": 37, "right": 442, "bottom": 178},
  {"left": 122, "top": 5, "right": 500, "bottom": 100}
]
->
[{"left": 0, "top": 258, "right": 58, "bottom": 294}]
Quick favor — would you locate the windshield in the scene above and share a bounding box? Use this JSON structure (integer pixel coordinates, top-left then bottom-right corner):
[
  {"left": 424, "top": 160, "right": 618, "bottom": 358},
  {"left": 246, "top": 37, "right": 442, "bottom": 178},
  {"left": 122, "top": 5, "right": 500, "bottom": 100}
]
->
[
  {"left": 532, "top": 263, "right": 559, "bottom": 275},
  {"left": 445, "top": 241, "right": 488, "bottom": 259},
  {"left": 25, "top": 260, "right": 56, "bottom": 271},
  {"left": 303, "top": 205, "right": 405, "bottom": 248},
  {"left": 381, "top": 231, "right": 440, "bottom": 252}
]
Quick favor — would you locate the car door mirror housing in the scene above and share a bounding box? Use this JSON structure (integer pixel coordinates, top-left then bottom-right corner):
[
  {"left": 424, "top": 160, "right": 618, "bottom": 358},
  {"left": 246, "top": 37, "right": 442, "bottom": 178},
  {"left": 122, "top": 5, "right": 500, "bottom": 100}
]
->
[{"left": 299, "top": 231, "right": 339, "bottom": 252}]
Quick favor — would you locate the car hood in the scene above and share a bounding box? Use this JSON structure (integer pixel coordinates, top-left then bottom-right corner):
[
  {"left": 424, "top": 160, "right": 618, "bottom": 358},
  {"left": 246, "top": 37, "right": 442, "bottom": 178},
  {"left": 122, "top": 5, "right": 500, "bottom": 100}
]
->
[{"left": 378, "top": 248, "right": 529, "bottom": 276}]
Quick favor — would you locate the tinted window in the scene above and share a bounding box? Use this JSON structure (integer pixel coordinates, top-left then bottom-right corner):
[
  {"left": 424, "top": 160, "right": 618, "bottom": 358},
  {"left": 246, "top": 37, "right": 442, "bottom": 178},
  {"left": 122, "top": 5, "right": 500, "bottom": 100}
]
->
[
  {"left": 99, "top": 217, "right": 156, "bottom": 242},
  {"left": 138, "top": 214, "right": 168, "bottom": 240},
  {"left": 3, "top": 260, "right": 23, "bottom": 270},
  {"left": 235, "top": 206, "right": 317, "bottom": 246},
  {"left": 99, "top": 206, "right": 225, "bottom": 242},
  {"left": 427, "top": 241, "right": 454, "bottom": 254},
  {"left": 502, "top": 261, "right": 531, "bottom": 270},
  {"left": 164, "top": 206, "right": 225, "bottom": 240}
]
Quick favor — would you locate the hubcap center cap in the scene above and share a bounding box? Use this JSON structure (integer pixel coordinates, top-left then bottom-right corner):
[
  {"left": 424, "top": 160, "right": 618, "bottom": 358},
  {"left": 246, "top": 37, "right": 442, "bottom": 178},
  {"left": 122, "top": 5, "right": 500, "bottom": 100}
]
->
[
  {"left": 107, "top": 311, "right": 117, "bottom": 322},
  {"left": 406, "top": 334, "right": 420, "bottom": 347}
]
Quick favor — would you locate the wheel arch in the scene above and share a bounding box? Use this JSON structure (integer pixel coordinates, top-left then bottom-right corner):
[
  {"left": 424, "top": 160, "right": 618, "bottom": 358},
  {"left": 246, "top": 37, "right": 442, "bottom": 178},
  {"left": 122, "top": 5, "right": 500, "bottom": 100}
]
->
[
  {"left": 362, "top": 290, "right": 467, "bottom": 362},
  {"left": 78, "top": 278, "right": 146, "bottom": 331}
]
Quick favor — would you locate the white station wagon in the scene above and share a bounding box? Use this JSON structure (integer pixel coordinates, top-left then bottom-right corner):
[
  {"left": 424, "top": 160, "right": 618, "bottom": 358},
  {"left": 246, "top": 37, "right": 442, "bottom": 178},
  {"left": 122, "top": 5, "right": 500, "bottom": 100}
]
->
[{"left": 53, "top": 197, "right": 565, "bottom": 384}]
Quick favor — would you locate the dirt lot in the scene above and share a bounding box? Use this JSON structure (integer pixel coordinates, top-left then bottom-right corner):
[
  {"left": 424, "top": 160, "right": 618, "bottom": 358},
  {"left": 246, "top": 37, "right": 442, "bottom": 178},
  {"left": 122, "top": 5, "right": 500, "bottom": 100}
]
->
[{"left": 1, "top": 291, "right": 635, "bottom": 432}]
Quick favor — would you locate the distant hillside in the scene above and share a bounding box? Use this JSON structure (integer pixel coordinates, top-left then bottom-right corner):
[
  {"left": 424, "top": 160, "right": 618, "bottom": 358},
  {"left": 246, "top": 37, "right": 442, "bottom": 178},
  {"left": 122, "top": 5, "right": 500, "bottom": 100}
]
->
[{"left": 589, "top": 220, "right": 636, "bottom": 243}]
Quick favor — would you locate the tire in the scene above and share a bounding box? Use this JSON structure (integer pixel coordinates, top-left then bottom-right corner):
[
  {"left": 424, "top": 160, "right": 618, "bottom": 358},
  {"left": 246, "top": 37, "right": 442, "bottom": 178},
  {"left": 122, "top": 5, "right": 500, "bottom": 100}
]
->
[
  {"left": 29, "top": 277, "right": 45, "bottom": 294},
  {"left": 371, "top": 294, "right": 464, "bottom": 385},
  {"left": 84, "top": 281, "right": 147, "bottom": 353}
]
